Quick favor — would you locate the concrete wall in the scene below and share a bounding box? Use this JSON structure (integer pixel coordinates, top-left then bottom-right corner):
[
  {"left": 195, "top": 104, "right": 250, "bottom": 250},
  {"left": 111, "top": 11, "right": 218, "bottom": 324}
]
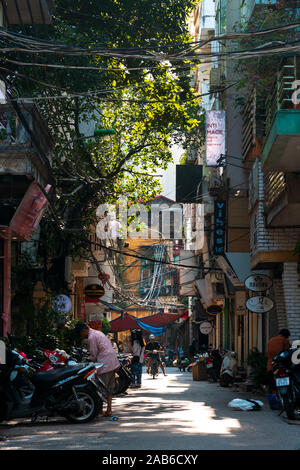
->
[{"left": 282, "top": 263, "right": 300, "bottom": 342}]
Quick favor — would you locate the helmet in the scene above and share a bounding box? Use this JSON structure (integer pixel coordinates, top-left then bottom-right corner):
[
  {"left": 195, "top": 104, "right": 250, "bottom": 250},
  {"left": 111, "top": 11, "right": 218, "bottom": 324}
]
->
[{"left": 149, "top": 334, "right": 155, "bottom": 339}]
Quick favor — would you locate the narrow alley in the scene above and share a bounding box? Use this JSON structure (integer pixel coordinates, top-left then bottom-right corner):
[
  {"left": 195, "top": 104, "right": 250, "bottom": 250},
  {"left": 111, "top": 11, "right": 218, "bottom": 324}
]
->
[{"left": 1, "top": 367, "right": 300, "bottom": 451}]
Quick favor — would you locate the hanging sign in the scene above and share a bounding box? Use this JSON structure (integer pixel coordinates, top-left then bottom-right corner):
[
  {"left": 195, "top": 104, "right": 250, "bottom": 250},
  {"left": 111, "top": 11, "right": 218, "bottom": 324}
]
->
[
  {"left": 206, "top": 304, "right": 223, "bottom": 315},
  {"left": 84, "top": 283, "right": 105, "bottom": 299},
  {"left": 206, "top": 110, "right": 226, "bottom": 166},
  {"left": 246, "top": 296, "right": 274, "bottom": 314},
  {"left": 213, "top": 200, "right": 226, "bottom": 255},
  {"left": 200, "top": 321, "right": 213, "bottom": 335},
  {"left": 10, "top": 182, "right": 51, "bottom": 241},
  {"left": 245, "top": 274, "right": 273, "bottom": 292}
]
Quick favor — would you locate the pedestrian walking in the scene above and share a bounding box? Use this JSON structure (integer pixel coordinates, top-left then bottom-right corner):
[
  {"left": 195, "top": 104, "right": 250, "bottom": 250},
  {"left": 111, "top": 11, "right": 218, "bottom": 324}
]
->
[
  {"left": 74, "top": 322, "right": 120, "bottom": 417},
  {"left": 129, "top": 329, "right": 146, "bottom": 388}
]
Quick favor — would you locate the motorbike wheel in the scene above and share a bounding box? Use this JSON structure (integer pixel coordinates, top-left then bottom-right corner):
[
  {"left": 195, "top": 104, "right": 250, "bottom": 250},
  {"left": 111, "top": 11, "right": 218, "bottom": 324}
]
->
[
  {"left": 280, "top": 393, "right": 295, "bottom": 420},
  {"left": 151, "top": 363, "right": 158, "bottom": 379},
  {"left": 208, "top": 369, "right": 218, "bottom": 383},
  {"left": 64, "top": 388, "right": 102, "bottom": 424}
]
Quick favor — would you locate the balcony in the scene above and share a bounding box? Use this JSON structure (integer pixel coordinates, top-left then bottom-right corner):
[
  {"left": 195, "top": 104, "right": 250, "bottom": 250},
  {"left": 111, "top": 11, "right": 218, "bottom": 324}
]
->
[
  {"left": 264, "top": 170, "right": 300, "bottom": 226},
  {"left": 0, "top": 102, "right": 54, "bottom": 185},
  {"left": 261, "top": 56, "right": 300, "bottom": 172},
  {"left": 241, "top": 0, "right": 277, "bottom": 19},
  {"left": 2, "top": 0, "right": 55, "bottom": 25}
]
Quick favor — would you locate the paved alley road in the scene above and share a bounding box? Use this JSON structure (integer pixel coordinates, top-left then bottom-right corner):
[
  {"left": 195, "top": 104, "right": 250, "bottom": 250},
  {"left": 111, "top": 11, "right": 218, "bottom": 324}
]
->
[{"left": 1, "top": 367, "right": 300, "bottom": 450}]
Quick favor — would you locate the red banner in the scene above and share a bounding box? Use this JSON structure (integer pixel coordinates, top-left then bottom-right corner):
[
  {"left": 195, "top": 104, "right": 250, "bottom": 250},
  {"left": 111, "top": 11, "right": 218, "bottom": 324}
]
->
[{"left": 10, "top": 182, "right": 51, "bottom": 241}]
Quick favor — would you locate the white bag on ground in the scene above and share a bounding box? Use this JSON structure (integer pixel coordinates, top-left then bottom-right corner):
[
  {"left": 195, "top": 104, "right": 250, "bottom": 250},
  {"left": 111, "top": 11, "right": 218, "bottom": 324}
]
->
[{"left": 228, "top": 398, "right": 263, "bottom": 411}]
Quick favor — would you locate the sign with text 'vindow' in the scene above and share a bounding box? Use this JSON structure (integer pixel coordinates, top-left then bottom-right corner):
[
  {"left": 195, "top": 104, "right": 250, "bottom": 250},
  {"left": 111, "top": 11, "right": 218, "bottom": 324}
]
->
[{"left": 213, "top": 200, "right": 226, "bottom": 255}]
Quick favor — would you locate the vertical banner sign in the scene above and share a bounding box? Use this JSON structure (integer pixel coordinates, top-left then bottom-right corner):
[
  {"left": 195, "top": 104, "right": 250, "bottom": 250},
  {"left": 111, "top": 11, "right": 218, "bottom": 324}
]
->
[
  {"left": 214, "top": 200, "right": 226, "bottom": 254},
  {"left": 206, "top": 110, "right": 225, "bottom": 166}
]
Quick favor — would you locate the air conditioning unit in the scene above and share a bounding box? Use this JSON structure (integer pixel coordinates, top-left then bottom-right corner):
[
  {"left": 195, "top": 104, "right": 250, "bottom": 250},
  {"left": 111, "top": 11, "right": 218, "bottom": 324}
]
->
[
  {"left": 209, "top": 175, "right": 225, "bottom": 193},
  {"left": 209, "top": 67, "right": 225, "bottom": 93}
]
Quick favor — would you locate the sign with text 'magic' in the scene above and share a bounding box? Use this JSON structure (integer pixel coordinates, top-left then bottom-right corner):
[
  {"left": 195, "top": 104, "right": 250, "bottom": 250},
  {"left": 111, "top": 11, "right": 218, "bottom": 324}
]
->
[{"left": 206, "top": 110, "right": 225, "bottom": 166}]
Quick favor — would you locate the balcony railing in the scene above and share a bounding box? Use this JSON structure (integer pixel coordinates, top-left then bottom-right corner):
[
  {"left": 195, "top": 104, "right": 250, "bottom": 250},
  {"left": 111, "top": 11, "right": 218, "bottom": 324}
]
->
[
  {"left": 0, "top": 103, "right": 53, "bottom": 162},
  {"left": 242, "top": 87, "right": 265, "bottom": 161},
  {"left": 264, "top": 170, "right": 300, "bottom": 226},
  {"left": 265, "top": 56, "right": 300, "bottom": 136},
  {"left": 264, "top": 170, "right": 286, "bottom": 210},
  {"left": 2, "top": 0, "right": 55, "bottom": 26},
  {"left": 241, "top": 0, "right": 278, "bottom": 19}
]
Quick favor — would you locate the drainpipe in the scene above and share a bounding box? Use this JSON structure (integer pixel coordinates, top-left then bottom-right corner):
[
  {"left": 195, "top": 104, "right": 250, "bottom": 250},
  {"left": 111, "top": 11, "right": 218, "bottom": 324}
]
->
[
  {"left": 2, "top": 229, "right": 11, "bottom": 337},
  {"left": 223, "top": 297, "right": 229, "bottom": 350}
]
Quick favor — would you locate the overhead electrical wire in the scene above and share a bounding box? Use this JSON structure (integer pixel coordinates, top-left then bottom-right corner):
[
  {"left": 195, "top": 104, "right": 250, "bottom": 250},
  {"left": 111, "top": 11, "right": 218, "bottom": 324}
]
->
[{"left": 1, "top": 20, "right": 300, "bottom": 56}]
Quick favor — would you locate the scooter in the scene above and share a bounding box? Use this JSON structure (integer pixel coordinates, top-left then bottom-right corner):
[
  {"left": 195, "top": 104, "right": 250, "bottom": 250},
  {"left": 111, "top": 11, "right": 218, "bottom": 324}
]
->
[
  {"left": 272, "top": 346, "right": 300, "bottom": 420},
  {"left": 35, "top": 347, "right": 131, "bottom": 397},
  {"left": 205, "top": 349, "right": 223, "bottom": 382},
  {"left": 0, "top": 346, "right": 107, "bottom": 424}
]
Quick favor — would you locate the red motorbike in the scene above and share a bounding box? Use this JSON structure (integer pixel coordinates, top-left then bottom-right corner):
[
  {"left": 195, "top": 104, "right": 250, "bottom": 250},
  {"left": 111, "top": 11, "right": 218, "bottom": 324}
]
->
[{"left": 38, "top": 349, "right": 71, "bottom": 372}]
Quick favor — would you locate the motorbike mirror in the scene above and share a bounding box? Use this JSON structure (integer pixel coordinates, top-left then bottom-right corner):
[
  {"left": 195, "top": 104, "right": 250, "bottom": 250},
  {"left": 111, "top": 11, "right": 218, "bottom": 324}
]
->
[{"left": 10, "top": 370, "right": 18, "bottom": 381}]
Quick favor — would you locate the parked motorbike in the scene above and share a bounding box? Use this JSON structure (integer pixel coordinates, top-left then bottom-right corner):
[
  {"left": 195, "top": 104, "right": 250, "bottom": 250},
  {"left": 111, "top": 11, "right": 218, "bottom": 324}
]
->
[
  {"left": 272, "top": 346, "right": 300, "bottom": 420},
  {"left": 0, "top": 346, "right": 107, "bottom": 424},
  {"left": 113, "top": 353, "right": 132, "bottom": 395},
  {"left": 164, "top": 350, "right": 175, "bottom": 367},
  {"left": 177, "top": 356, "right": 191, "bottom": 372},
  {"left": 219, "top": 351, "right": 238, "bottom": 387},
  {"left": 205, "top": 349, "right": 223, "bottom": 382},
  {"left": 35, "top": 347, "right": 131, "bottom": 397}
]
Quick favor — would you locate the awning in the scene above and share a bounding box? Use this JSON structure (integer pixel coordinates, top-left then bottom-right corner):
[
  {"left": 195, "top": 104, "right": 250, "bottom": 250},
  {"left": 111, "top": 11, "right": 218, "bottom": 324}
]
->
[
  {"left": 109, "top": 313, "right": 139, "bottom": 332},
  {"left": 109, "top": 312, "right": 185, "bottom": 333},
  {"left": 217, "top": 253, "right": 251, "bottom": 287},
  {"left": 194, "top": 279, "right": 213, "bottom": 307},
  {"left": 97, "top": 299, "right": 124, "bottom": 312}
]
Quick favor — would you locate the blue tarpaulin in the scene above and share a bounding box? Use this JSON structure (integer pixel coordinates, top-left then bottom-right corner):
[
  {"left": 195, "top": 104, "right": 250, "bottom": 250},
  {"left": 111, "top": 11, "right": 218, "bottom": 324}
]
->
[{"left": 135, "top": 320, "right": 166, "bottom": 336}]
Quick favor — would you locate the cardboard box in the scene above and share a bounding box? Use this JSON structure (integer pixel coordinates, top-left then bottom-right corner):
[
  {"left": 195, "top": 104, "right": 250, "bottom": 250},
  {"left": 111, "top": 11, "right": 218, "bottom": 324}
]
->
[{"left": 192, "top": 362, "right": 208, "bottom": 381}]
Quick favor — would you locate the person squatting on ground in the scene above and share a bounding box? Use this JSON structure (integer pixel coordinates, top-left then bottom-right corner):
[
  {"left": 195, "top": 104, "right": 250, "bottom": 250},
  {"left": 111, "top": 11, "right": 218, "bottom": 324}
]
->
[
  {"left": 145, "top": 334, "right": 167, "bottom": 376},
  {"left": 129, "top": 329, "right": 146, "bottom": 388},
  {"left": 75, "top": 322, "right": 120, "bottom": 417}
]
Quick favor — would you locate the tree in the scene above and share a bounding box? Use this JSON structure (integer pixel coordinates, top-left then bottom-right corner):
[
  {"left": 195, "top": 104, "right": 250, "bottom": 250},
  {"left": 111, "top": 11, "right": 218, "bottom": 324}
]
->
[{"left": 1, "top": 0, "right": 205, "bottom": 298}]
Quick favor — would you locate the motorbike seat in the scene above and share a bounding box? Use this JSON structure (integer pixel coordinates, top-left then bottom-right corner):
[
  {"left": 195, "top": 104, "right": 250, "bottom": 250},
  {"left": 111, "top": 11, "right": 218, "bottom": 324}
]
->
[{"left": 31, "top": 365, "right": 87, "bottom": 386}]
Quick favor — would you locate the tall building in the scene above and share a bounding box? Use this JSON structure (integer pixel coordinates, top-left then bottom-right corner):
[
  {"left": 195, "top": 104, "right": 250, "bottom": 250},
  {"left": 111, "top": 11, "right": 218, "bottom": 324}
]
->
[
  {"left": 0, "top": 2, "right": 55, "bottom": 337},
  {"left": 185, "top": 0, "right": 300, "bottom": 368}
]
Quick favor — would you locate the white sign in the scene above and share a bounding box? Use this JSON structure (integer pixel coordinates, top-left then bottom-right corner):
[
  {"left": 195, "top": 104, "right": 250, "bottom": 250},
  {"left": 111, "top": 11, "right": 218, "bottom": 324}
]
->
[
  {"left": 52, "top": 295, "right": 72, "bottom": 314},
  {"left": 206, "top": 110, "right": 225, "bottom": 166},
  {"left": 235, "top": 291, "right": 246, "bottom": 316},
  {"left": 246, "top": 296, "right": 274, "bottom": 314},
  {"left": 200, "top": 321, "right": 213, "bottom": 335},
  {"left": 0, "top": 340, "right": 5, "bottom": 365},
  {"left": 245, "top": 274, "right": 273, "bottom": 292}
]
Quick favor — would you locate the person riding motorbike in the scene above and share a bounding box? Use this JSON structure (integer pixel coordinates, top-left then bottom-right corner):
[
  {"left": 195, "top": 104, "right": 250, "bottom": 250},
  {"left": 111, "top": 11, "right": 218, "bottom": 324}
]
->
[{"left": 145, "top": 335, "right": 167, "bottom": 376}]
